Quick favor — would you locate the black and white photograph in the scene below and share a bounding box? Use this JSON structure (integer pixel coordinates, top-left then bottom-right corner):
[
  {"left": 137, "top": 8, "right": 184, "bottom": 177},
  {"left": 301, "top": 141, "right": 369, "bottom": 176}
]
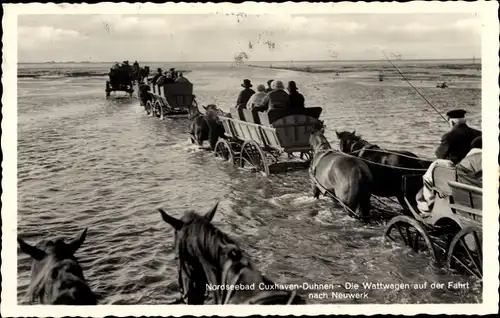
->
[{"left": 1, "top": 1, "right": 499, "bottom": 316}]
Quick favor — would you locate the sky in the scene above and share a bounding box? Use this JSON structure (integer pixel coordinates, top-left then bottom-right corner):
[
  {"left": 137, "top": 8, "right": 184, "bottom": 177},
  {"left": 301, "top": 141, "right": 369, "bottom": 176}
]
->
[{"left": 17, "top": 13, "right": 482, "bottom": 63}]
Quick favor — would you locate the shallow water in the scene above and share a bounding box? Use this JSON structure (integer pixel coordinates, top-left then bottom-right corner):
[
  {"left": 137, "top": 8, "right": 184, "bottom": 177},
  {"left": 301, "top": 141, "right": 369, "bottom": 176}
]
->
[{"left": 17, "top": 61, "right": 482, "bottom": 304}]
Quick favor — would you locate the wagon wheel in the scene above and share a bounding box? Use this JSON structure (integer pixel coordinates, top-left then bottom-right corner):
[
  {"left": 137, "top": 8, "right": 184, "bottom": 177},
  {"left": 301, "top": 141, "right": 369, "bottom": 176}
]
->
[
  {"left": 145, "top": 100, "right": 153, "bottom": 115},
  {"left": 240, "top": 140, "right": 270, "bottom": 176},
  {"left": 214, "top": 139, "right": 234, "bottom": 164},
  {"left": 446, "top": 227, "right": 482, "bottom": 279},
  {"left": 154, "top": 101, "right": 164, "bottom": 119},
  {"left": 384, "top": 215, "right": 437, "bottom": 261}
]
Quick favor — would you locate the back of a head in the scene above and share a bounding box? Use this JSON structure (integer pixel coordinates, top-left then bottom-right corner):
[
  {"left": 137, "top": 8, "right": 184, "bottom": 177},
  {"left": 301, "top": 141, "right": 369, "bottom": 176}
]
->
[
  {"left": 256, "top": 84, "right": 266, "bottom": 92},
  {"left": 273, "top": 80, "right": 285, "bottom": 90}
]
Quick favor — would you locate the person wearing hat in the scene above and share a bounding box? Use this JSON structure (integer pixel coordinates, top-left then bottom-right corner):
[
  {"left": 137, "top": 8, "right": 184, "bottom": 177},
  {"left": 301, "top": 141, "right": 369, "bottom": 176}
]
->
[
  {"left": 435, "top": 109, "right": 481, "bottom": 164},
  {"left": 287, "top": 81, "right": 305, "bottom": 114},
  {"left": 246, "top": 84, "right": 268, "bottom": 110},
  {"left": 456, "top": 136, "right": 482, "bottom": 187},
  {"left": 254, "top": 80, "right": 290, "bottom": 112},
  {"left": 265, "top": 79, "right": 274, "bottom": 93},
  {"left": 415, "top": 109, "right": 481, "bottom": 216},
  {"left": 152, "top": 68, "right": 163, "bottom": 85},
  {"left": 235, "top": 79, "right": 255, "bottom": 109}
]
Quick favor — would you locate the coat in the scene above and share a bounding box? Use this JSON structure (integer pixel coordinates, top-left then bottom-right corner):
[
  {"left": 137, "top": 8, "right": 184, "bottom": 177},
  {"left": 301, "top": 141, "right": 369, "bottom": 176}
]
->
[
  {"left": 435, "top": 123, "right": 481, "bottom": 164},
  {"left": 288, "top": 91, "right": 305, "bottom": 112},
  {"left": 246, "top": 92, "right": 268, "bottom": 110},
  {"left": 456, "top": 148, "right": 482, "bottom": 187},
  {"left": 259, "top": 89, "right": 290, "bottom": 111},
  {"left": 236, "top": 88, "right": 255, "bottom": 109}
]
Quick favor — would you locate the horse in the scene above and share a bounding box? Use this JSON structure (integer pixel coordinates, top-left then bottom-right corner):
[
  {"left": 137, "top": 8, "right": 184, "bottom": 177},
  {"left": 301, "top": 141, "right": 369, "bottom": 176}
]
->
[
  {"left": 309, "top": 131, "right": 373, "bottom": 221},
  {"left": 158, "top": 203, "right": 305, "bottom": 304},
  {"left": 188, "top": 104, "right": 226, "bottom": 150},
  {"left": 17, "top": 229, "right": 98, "bottom": 305},
  {"left": 335, "top": 130, "right": 431, "bottom": 209}
]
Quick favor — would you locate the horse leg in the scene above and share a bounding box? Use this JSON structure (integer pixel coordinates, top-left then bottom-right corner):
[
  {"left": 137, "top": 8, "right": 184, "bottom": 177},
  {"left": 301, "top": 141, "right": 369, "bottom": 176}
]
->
[{"left": 311, "top": 182, "right": 320, "bottom": 199}]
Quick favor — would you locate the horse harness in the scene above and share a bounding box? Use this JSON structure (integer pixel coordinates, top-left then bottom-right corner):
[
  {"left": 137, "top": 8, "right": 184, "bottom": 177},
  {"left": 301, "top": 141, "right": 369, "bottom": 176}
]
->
[{"left": 219, "top": 258, "right": 298, "bottom": 304}]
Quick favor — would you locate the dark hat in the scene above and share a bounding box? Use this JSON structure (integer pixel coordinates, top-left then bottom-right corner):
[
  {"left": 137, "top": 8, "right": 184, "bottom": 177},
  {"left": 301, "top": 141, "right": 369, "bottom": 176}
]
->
[
  {"left": 241, "top": 79, "right": 252, "bottom": 88},
  {"left": 267, "top": 79, "right": 274, "bottom": 85},
  {"left": 471, "top": 136, "right": 482, "bottom": 149},
  {"left": 446, "top": 109, "right": 467, "bottom": 119},
  {"left": 170, "top": 68, "right": 175, "bottom": 71},
  {"left": 157, "top": 68, "right": 162, "bottom": 72},
  {"left": 287, "top": 81, "right": 298, "bottom": 91}
]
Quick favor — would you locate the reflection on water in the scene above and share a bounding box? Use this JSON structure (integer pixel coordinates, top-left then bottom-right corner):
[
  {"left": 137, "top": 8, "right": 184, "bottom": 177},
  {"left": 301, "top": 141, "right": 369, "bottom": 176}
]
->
[{"left": 17, "top": 62, "right": 481, "bottom": 304}]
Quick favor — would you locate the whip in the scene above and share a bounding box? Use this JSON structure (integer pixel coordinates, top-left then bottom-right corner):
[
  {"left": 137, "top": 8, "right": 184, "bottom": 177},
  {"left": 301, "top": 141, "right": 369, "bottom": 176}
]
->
[{"left": 380, "top": 50, "right": 449, "bottom": 124}]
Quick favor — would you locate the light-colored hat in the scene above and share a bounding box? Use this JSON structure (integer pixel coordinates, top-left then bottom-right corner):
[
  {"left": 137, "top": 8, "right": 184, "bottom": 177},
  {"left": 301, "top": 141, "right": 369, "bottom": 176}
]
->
[
  {"left": 256, "top": 84, "right": 266, "bottom": 92},
  {"left": 272, "top": 80, "right": 285, "bottom": 90}
]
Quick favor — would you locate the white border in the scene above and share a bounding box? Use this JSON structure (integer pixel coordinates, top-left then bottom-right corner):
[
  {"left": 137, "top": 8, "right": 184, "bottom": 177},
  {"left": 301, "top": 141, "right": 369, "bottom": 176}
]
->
[{"left": 2, "top": 2, "right": 499, "bottom": 317}]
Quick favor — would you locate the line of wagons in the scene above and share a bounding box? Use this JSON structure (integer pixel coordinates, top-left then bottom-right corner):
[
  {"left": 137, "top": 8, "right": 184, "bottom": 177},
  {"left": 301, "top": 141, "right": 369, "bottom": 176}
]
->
[{"left": 137, "top": 77, "right": 483, "bottom": 282}]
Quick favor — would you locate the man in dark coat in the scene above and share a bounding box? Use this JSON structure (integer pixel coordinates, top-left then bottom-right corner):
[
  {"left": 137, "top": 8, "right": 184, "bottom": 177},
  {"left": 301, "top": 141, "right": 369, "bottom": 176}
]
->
[
  {"left": 235, "top": 79, "right": 255, "bottom": 109},
  {"left": 152, "top": 68, "right": 163, "bottom": 84},
  {"left": 435, "top": 109, "right": 482, "bottom": 164},
  {"left": 254, "top": 80, "right": 290, "bottom": 112},
  {"left": 287, "top": 81, "right": 305, "bottom": 114}
]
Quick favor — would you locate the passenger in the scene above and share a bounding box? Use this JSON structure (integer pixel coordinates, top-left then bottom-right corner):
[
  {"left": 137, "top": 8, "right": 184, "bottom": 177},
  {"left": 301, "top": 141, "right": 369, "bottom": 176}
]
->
[
  {"left": 265, "top": 79, "right": 274, "bottom": 93},
  {"left": 435, "top": 109, "right": 481, "bottom": 164},
  {"left": 111, "top": 62, "right": 120, "bottom": 70},
  {"left": 235, "top": 79, "right": 255, "bottom": 109},
  {"left": 456, "top": 136, "right": 482, "bottom": 187},
  {"left": 169, "top": 68, "right": 177, "bottom": 81},
  {"left": 254, "top": 80, "right": 290, "bottom": 112},
  {"left": 415, "top": 109, "right": 482, "bottom": 215},
  {"left": 152, "top": 68, "right": 163, "bottom": 84},
  {"left": 246, "top": 84, "right": 267, "bottom": 110},
  {"left": 175, "top": 72, "right": 190, "bottom": 83},
  {"left": 156, "top": 72, "right": 167, "bottom": 86},
  {"left": 287, "top": 81, "right": 305, "bottom": 113},
  {"left": 165, "top": 70, "right": 175, "bottom": 84}
]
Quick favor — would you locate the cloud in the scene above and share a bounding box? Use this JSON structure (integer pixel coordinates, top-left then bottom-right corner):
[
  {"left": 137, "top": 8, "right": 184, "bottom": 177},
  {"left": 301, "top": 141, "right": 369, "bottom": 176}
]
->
[{"left": 18, "top": 26, "right": 87, "bottom": 49}]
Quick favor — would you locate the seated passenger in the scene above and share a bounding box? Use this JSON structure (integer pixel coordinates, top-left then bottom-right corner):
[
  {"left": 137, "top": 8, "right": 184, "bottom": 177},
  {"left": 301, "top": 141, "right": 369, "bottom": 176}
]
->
[
  {"left": 152, "top": 68, "right": 163, "bottom": 84},
  {"left": 246, "top": 84, "right": 267, "bottom": 110},
  {"left": 456, "top": 136, "right": 482, "bottom": 187},
  {"left": 435, "top": 109, "right": 481, "bottom": 164},
  {"left": 235, "top": 79, "right": 255, "bottom": 109},
  {"left": 254, "top": 80, "right": 290, "bottom": 112},
  {"left": 164, "top": 71, "right": 175, "bottom": 84},
  {"left": 287, "top": 81, "right": 305, "bottom": 113},
  {"left": 111, "top": 62, "right": 120, "bottom": 70},
  {"left": 156, "top": 73, "right": 167, "bottom": 86},
  {"left": 265, "top": 79, "right": 274, "bottom": 93},
  {"left": 415, "top": 109, "right": 482, "bottom": 215},
  {"left": 175, "top": 72, "right": 190, "bottom": 83}
]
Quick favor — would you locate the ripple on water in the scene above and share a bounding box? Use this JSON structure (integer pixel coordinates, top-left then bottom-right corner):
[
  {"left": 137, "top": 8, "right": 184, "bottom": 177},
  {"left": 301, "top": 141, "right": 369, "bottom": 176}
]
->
[{"left": 17, "top": 67, "right": 482, "bottom": 304}]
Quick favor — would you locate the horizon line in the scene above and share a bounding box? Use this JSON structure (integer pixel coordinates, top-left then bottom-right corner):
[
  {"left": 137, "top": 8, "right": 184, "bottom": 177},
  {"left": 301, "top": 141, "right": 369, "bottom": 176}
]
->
[{"left": 19, "top": 57, "right": 481, "bottom": 64}]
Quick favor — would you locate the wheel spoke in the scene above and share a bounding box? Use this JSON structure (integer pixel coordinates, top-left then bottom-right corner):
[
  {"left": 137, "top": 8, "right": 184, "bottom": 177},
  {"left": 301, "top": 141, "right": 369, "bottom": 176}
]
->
[
  {"left": 458, "top": 237, "right": 481, "bottom": 276},
  {"left": 396, "top": 224, "right": 408, "bottom": 245}
]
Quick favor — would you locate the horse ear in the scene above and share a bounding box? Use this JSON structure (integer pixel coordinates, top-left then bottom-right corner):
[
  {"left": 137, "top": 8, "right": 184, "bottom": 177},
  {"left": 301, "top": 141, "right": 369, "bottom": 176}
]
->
[
  {"left": 204, "top": 201, "right": 219, "bottom": 222},
  {"left": 335, "top": 130, "right": 340, "bottom": 138},
  {"left": 202, "top": 105, "right": 207, "bottom": 110},
  {"left": 159, "top": 209, "right": 184, "bottom": 230},
  {"left": 18, "top": 238, "right": 46, "bottom": 260},
  {"left": 67, "top": 228, "right": 87, "bottom": 255},
  {"left": 352, "top": 130, "right": 356, "bottom": 136}
]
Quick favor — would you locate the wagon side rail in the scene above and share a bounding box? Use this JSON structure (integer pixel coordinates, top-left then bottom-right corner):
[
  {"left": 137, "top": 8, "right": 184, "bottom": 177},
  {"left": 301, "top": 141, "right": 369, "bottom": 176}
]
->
[{"left": 447, "top": 181, "right": 482, "bottom": 228}]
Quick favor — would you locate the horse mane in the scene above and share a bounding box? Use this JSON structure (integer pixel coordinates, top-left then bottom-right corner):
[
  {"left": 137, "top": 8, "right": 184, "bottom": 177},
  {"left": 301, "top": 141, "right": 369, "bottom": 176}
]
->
[{"left": 178, "top": 212, "right": 243, "bottom": 272}]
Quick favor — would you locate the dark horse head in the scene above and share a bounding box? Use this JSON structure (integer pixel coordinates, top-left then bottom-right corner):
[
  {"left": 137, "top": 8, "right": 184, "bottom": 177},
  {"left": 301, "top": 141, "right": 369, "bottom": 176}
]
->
[
  {"left": 335, "top": 130, "right": 367, "bottom": 154},
  {"left": 309, "top": 129, "right": 333, "bottom": 153},
  {"left": 18, "top": 229, "right": 98, "bottom": 305},
  {"left": 189, "top": 104, "right": 226, "bottom": 150},
  {"left": 334, "top": 130, "right": 431, "bottom": 209},
  {"left": 159, "top": 203, "right": 304, "bottom": 304}
]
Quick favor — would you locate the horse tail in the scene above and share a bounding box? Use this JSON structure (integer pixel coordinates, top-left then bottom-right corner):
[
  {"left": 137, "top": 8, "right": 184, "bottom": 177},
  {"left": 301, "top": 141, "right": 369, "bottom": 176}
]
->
[{"left": 344, "top": 162, "right": 372, "bottom": 221}]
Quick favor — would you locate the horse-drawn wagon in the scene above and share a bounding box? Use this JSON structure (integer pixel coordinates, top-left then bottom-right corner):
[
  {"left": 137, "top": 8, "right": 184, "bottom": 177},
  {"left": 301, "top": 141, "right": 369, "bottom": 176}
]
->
[
  {"left": 106, "top": 68, "right": 134, "bottom": 98},
  {"left": 214, "top": 107, "right": 324, "bottom": 176},
  {"left": 139, "top": 80, "right": 196, "bottom": 119},
  {"left": 384, "top": 166, "right": 483, "bottom": 279}
]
